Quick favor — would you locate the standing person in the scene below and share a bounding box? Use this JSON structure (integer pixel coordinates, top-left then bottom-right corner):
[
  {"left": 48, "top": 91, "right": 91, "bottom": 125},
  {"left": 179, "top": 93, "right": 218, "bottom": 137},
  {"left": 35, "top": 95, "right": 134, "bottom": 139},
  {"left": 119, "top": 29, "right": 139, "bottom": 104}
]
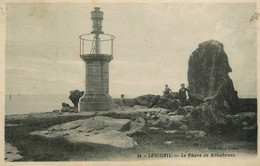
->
[
  {"left": 163, "top": 84, "right": 172, "bottom": 95},
  {"left": 179, "top": 83, "right": 189, "bottom": 106},
  {"left": 120, "top": 94, "right": 126, "bottom": 106}
]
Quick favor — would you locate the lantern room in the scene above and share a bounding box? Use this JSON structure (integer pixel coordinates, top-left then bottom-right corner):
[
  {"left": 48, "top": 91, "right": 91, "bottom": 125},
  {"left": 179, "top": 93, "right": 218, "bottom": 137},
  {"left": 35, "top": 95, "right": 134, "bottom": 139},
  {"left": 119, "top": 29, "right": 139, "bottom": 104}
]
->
[{"left": 91, "top": 7, "right": 104, "bottom": 34}]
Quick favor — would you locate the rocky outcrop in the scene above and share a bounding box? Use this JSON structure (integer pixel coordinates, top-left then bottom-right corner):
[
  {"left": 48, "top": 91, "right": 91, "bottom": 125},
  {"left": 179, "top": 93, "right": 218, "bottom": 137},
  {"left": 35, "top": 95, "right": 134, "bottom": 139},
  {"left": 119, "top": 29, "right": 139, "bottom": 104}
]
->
[
  {"left": 69, "top": 90, "right": 84, "bottom": 108},
  {"left": 124, "top": 117, "right": 146, "bottom": 136},
  {"left": 133, "top": 94, "right": 160, "bottom": 108},
  {"left": 163, "top": 92, "right": 179, "bottom": 100},
  {"left": 188, "top": 40, "right": 240, "bottom": 114},
  {"left": 186, "top": 103, "right": 227, "bottom": 132},
  {"left": 133, "top": 93, "right": 182, "bottom": 111},
  {"left": 156, "top": 97, "right": 181, "bottom": 111},
  {"left": 30, "top": 116, "right": 137, "bottom": 148},
  {"left": 61, "top": 102, "right": 71, "bottom": 112}
]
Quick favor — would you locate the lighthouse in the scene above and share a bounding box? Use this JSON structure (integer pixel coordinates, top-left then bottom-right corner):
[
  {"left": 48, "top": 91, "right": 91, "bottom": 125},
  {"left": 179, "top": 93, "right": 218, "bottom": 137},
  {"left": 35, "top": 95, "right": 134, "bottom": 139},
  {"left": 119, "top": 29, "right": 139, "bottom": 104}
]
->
[{"left": 79, "top": 7, "right": 115, "bottom": 111}]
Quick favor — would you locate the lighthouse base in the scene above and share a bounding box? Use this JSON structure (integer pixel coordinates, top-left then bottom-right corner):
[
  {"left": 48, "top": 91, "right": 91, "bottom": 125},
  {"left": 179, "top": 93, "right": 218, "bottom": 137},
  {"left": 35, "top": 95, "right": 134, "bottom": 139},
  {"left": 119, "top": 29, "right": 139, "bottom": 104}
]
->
[{"left": 79, "top": 94, "right": 115, "bottom": 112}]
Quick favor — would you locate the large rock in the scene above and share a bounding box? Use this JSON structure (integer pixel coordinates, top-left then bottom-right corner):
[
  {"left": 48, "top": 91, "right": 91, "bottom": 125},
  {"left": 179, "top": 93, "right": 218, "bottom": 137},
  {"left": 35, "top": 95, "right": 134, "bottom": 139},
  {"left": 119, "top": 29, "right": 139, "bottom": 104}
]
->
[
  {"left": 186, "top": 103, "right": 227, "bottom": 132},
  {"left": 124, "top": 117, "right": 146, "bottom": 136},
  {"left": 31, "top": 116, "right": 137, "bottom": 148},
  {"left": 163, "top": 92, "right": 179, "bottom": 100},
  {"left": 69, "top": 90, "right": 84, "bottom": 108},
  {"left": 188, "top": 40, "right": 240, "bottom": 114},
  {"left": 133, "top": 94, "right": 160, "bottom": 108},
  {"left": 156, "top": 97, "right": 181, "bottom": 111},
  {"left": 157, "top": 114, "right": 184, "bottom": 129},
  {"left": 61, "top": 102, "right": 70, "bottom": 112},
  {"left": 176, "top": 106, "right": 195, "bottom": 116}
]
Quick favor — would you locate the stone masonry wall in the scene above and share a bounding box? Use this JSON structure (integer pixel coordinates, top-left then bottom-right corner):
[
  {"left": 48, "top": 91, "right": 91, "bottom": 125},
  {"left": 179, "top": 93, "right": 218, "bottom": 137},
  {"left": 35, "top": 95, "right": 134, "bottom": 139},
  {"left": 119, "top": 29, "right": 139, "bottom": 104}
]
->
[{"left": 85, "top": 60, "right": 109, "bottom": 94}]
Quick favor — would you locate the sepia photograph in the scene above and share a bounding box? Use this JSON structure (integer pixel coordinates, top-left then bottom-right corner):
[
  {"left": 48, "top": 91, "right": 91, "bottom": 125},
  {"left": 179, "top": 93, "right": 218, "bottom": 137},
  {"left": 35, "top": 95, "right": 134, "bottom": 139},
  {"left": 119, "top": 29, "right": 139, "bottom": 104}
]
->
[{"left": 1, "top": 0, "right": 258, "bottom": 164}]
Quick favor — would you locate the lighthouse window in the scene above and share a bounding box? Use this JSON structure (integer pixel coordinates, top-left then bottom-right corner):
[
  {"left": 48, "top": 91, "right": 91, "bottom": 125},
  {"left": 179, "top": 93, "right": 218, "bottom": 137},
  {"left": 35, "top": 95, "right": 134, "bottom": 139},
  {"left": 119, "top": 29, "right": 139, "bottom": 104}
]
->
[{"left": 93, "top": 20, "right": 101, "bottom": 27}]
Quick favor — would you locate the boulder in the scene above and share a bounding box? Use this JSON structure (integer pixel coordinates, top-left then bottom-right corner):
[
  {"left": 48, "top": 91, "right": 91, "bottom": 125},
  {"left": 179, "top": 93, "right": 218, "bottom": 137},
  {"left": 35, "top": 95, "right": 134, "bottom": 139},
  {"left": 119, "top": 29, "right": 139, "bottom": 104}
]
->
[
  {"left": 187, "top": 103, "right": 227, "bottom": 132},
  {"left": 129, "top": 117, "right": 145, "bottom": 131},
  {"left": 69, "top": 90, "right": 84, "bottom": 108},
  {"left": 31, "top": 116, "right": 137, "bottom": 148},
  {"left": 156, "top": 97, "right": 181, "bottom": 111},
  {"left": 163, "top": 92, "right": 179, "bottom": 99},
  {"left": 157, "top": 114, "right": 184, "bottom": 129},
  {"left": 62, "top": 102, "right": 70, "bottom": 107},
  {"left": 188, "top": 40, "right": 240, "bottom": 114},
  {"left": 148, "top": 95, "right": 161, "bottom": 108},
  {"left": 176, "top": 106, "right": 195, "bottom": 116},
  {"left": 61, "top": 102, "right": 70, "bottom": 112},
  {"left": 124, "top": 117, "right": 146, "bottom": 136},
  {"left": 133, "top": 94, "right": 160, "bottom": 108}
]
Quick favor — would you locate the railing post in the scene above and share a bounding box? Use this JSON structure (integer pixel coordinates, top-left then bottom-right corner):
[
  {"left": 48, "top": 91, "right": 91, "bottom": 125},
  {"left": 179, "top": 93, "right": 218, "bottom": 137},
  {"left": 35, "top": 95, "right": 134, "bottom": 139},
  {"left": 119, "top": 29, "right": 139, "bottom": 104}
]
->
[
  {"left": 111, "top": 37, "right": 113, "bottom": 55},
  {"left": 82, "top": 40, "right": 84, "bottom": 55},
  {"left": 80, "top": 38, "right": 82, "bottom": 55}
]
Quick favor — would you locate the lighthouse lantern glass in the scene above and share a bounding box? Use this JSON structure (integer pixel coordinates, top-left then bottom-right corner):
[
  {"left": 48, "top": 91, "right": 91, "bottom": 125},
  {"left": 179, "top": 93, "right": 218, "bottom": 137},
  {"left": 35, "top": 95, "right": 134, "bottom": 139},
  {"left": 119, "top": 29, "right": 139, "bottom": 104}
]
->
[{"left": 92, "top": 20, "right": 102, "bottom": 32}]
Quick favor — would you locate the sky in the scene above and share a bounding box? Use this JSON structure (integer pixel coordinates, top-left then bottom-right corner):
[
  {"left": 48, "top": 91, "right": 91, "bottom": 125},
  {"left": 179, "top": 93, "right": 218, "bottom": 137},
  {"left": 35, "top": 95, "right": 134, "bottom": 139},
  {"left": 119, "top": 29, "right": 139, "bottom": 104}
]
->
[{"left": 5, "top": 3, "right": 257, "bottom": 98}]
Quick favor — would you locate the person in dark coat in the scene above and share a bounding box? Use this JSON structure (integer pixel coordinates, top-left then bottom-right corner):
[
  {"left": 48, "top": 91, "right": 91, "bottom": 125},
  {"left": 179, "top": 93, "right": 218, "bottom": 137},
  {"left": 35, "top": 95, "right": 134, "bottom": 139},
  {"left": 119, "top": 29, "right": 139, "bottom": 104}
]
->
[{"left": 179, "top": 83, "right": 189, "bottom": 106}]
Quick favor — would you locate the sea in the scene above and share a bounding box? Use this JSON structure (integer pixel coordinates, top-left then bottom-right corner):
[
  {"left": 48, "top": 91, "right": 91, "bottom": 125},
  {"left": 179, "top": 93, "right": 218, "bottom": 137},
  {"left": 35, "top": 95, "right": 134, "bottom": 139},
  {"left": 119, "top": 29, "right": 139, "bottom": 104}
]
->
[{"left": 5, "top": 95, "right": 71, "bottom": 115}]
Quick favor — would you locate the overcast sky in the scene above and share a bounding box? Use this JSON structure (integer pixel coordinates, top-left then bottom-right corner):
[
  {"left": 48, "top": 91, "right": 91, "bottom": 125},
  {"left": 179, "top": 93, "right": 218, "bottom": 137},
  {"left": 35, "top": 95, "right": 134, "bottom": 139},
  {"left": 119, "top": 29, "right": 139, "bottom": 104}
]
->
[{"left": 6, "top": 3, "right": 257, "bottom": 98}]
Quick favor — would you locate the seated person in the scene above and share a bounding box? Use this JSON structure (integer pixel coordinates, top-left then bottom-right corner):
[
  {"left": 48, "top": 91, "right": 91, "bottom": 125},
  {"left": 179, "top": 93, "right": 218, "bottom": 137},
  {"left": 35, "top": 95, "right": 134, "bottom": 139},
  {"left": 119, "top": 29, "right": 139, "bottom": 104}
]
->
[{"left": 163, "top": 84, "right": 172, "bottom": 95}]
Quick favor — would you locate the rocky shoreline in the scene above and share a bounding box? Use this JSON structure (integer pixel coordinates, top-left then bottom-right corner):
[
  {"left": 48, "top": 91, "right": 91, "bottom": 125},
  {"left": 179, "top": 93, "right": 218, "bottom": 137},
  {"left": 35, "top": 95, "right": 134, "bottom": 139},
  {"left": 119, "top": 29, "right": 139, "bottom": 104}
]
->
[{"left": 5, "top": 40, "right": 257, "bottom": 161}]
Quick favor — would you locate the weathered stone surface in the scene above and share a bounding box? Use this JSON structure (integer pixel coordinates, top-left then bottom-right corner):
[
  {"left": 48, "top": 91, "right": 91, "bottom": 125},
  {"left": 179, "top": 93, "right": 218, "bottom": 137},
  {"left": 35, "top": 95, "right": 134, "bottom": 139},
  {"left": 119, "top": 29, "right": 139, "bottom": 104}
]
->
[
  {"left": 185, "top": 130, "right": 207, "bottom": 140},
  {"left": 62, "top": 102, "right": 70, "bottom": 107},
  {"left": 61, "top": 103, "right": 71, "bottom": 112},
  {"left": 69, "top": 90, "right": 84, "bottom": 108},
  {"left": 176, "top": 106, "right": 195, "bottom": 116},
  {"left": 186, "top": 103, "right": 227, "bottom": 132},
  {"left": 180, "top": 124, "right": 188, "bottom": 130},
  {"left": 133, "top": 93, "right": 182, "bottom": 111},
  {"left": 164, "top": 141, "right": 173, "bottom": 145},
  {"left": 164, "top": 130, "right": 178, "bottom": 134},
  {"left": 31, "top": 116, "right": 137, "bottom": 148},
  {"left": 188, "top": 40, "right": 240, "bottom": 114},
  {"left": 124, "top": 117, "right": 146, "bottom": 136},
  {"left": 163, "top": 92, "right": 179, "bottom": 99},
  {"left": 129, "top": 117, "right": 145, "bottom": 131},
  {"left": 157, "top": 114, "right": 184, "bottom": 129},
  {"left": 133, "top": 94, "right": 160, "bottom": 108},
  {"left": 5, "top": 143, "right": 23, "bottom": 161},
  {"left": 156, "top": 97, "right": 181, "bottom": 111},
  {"left": 148, "top": 95, "right": 161, "bottom": 108},
  {"left": 225, "top": 112, "right": 257, "bottom": 131}
]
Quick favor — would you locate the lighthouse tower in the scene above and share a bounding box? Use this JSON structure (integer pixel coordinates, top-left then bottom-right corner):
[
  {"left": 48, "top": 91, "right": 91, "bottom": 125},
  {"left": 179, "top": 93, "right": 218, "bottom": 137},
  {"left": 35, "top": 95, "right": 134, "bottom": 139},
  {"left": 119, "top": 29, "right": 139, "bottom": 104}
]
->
[{"left": 79, "top": 7, "right": 115, "bottom": 111}]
